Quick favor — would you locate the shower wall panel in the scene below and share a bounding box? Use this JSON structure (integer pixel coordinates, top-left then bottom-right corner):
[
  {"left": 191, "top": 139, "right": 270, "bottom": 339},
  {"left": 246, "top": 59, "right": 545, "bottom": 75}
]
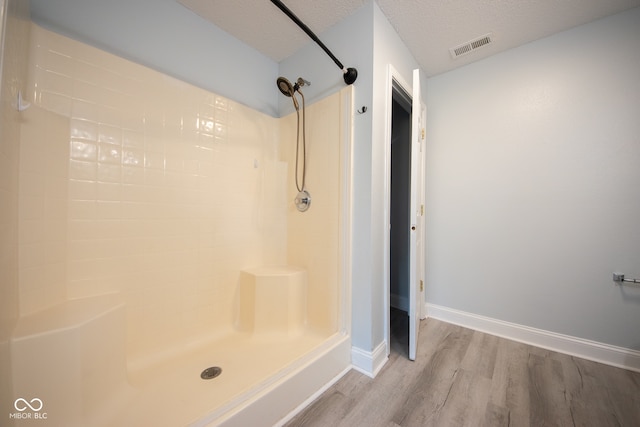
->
[
  {"left": 0, "top": 0, "right": 31, "bottom": 420},
  {"left": 281, "top": 93, "right": 342, "bottom": 335},
  {"left": 18, "top": 106, "right": 69, "bottom": 315},
  {"left": 23, "top": 24, "right": 286, "bottom": 359}
]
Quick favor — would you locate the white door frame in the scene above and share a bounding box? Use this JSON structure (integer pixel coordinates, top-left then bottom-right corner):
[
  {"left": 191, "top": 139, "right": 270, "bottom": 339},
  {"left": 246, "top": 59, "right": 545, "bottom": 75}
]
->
[{"left": 383, "top": 65, "right": 426, "bottom": 357}]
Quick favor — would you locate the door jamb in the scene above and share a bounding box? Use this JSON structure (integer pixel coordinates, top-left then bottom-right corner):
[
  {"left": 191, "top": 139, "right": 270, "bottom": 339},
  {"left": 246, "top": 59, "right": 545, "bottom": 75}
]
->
[{"left": 383, "top": 64, "right": 413, "bottom": 357}]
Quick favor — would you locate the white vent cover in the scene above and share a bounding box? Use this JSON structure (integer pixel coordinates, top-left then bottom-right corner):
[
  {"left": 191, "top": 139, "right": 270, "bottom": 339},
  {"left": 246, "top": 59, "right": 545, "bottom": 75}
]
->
[{"left": 450, "top": 33, "right": 493, "bottom": 59}]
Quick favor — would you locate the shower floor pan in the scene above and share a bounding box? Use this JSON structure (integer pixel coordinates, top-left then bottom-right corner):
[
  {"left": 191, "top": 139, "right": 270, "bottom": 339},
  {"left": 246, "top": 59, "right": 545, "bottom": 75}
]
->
[
  {"left": 114, "top": 330, "right": 350, "bottom": 427},
  {"left": 11, "top": 295, "right": 350, "bottom": 427}
]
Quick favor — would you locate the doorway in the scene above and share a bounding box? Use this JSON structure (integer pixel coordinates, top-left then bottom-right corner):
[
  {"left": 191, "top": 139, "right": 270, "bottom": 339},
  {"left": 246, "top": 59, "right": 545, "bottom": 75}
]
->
[
  {"left": 389, "top": 81, "right": 412, "bottom": 357},
  {"left": 385, "top": 68, "right": 425, "bottom": 362}
]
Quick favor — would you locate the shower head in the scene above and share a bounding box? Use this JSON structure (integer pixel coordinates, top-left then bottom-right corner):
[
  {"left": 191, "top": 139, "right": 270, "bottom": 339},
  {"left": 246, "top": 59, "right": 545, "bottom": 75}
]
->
[
  {"left": 276, "top": 76, "right": 303, "bottom": 110},
  {"left": 277, "top": 76, "right": 311, "bottom": 96},
  {"left": 277, "top": 77, "right": 295, "bottom": 97}
]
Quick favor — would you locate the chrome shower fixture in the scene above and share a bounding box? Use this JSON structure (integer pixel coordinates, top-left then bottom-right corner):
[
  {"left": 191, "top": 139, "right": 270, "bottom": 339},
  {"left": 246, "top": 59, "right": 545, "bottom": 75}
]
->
[{"left": 295, "top": 190, "right": 311, "bottom": 212}]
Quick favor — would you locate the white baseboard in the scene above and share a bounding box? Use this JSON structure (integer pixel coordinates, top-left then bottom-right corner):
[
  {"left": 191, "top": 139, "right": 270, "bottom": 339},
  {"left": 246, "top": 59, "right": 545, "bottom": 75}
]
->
[
  {"left": 351, "top": 341, "right": 388, "bottom": 378},
  {"left": 427, "top": 303, "right": 640, "bottom": 373}
]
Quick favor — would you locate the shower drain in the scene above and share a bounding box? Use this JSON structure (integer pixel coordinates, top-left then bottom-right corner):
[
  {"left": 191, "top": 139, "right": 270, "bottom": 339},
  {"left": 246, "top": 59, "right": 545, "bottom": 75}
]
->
[{"left": 200, "top": 366, "right": 222, "bottom": 380}]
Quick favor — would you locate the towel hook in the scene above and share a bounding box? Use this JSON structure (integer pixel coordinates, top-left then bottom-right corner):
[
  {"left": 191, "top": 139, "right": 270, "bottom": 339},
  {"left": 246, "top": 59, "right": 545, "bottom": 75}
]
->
[{"left": 613, "top": 272, "right": 640, "bottom": 286}]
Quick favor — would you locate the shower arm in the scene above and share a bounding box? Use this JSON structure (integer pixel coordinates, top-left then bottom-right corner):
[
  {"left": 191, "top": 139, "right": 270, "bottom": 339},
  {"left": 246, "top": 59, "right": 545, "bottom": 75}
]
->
[{"left": 270, "top": 0, "right": 358, "bottom": 85}]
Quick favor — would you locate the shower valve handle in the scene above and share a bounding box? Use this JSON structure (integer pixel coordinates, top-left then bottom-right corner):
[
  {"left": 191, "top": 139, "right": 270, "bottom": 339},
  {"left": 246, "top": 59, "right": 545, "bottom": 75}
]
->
[{"left": 294, "top": 190, "right": 311, "bottom": 212}]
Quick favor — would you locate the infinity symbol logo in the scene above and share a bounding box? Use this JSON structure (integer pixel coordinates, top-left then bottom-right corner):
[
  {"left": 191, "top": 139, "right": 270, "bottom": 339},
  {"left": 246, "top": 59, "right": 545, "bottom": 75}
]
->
[{"left": 14, "top": 398, "right": 43, "bottom": 412}]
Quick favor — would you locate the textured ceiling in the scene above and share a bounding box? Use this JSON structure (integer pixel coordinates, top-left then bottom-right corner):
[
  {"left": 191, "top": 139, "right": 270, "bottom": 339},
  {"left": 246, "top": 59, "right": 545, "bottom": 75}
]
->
[
  {"left": 177, "top": 0, "right": 640, "bottom": 76},
  {"left": 177, "top": 0, "right": 368, "bottom": 62}
]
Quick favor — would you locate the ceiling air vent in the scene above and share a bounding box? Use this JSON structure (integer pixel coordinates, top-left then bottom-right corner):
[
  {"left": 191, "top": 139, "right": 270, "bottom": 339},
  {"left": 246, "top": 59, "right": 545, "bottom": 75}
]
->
[{"left": 450, "top": 33, "right": 493, "bottom": 59}]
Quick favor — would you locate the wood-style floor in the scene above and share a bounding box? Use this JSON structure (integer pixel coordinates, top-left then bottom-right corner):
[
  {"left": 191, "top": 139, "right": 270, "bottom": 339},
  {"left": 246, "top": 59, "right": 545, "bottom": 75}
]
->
[{"left": 285, "top": 308, "right": 640, "bottom": 427}]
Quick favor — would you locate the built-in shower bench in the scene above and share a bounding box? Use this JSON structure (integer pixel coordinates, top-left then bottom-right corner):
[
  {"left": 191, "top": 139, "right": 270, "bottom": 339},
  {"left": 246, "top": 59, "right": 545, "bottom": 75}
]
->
[{"left": 11, "top": 294, "right": 129, "bottom": 426}]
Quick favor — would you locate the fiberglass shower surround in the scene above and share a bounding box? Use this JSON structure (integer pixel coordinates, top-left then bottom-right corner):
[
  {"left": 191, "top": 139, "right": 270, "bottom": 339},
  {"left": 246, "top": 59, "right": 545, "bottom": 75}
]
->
[{"left": 10, "top": 23, "right": 352, "bottom": 425}]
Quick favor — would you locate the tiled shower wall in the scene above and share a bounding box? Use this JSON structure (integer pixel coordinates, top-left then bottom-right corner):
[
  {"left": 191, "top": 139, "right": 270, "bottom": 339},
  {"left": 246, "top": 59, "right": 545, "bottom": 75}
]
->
[{"left": 23, "top": 24, "right": 288, "bottom": 359}]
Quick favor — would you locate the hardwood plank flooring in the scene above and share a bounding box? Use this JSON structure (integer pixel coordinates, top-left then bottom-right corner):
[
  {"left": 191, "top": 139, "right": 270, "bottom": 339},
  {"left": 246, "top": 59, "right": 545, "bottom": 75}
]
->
[{"left": 285, "top": 308, "right": 640, "bottom": 427}]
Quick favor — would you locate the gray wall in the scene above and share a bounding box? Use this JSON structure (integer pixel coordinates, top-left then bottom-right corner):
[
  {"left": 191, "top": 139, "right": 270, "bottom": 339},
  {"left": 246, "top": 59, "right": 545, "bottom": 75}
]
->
[{"left": 425, "top": 7, "right": 640, "bottom": 349}]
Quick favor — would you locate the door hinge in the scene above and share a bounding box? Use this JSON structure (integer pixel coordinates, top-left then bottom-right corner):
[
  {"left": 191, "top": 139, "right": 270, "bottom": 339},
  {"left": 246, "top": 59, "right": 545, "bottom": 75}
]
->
[
  {"left": 420, "top": 280, "right": 424, "bottom": 292},
  {"left": 420, "top": 204, "right": 424, "bottom": 216},
  {"left": 421, "top": 128, "right": 425, "bottom": 140}
]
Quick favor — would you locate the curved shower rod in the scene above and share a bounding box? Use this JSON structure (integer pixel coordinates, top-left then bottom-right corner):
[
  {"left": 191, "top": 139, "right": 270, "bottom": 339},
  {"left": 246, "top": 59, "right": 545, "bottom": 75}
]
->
[{"left": 270, "top": 0, "right": 358, "bottom": 85}]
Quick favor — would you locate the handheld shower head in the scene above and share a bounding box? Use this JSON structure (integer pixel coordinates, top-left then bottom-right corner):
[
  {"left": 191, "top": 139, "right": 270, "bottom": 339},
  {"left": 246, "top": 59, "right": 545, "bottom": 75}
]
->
[
  {"left": 277, "top": 77, "right": 295, "bottom": 97},
  {"left": 276, "top": 76, "right": 303, "bottom": 110},
  {"left": 276, "top": 75, "right": 310, "bottom": 208}
]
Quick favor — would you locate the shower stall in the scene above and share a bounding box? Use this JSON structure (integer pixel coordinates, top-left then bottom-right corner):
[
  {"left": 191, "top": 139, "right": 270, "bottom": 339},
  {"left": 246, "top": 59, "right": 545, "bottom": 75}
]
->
[{"left": 2, "top": 17, "right": 353, "bottom": 427}]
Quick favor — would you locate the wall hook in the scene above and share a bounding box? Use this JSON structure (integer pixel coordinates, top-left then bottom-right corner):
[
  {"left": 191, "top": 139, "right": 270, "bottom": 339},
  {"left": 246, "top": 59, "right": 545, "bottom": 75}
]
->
[
  {"left": 357, "top": 106, "right": 367, "bottom": 114},
  {"left": 613, "top": 272, "right": 640, "bottom": 286}
]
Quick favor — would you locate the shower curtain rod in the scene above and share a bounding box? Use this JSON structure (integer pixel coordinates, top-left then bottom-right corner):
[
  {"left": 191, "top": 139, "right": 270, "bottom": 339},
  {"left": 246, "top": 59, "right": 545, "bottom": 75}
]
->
[{"left": 270, "top": 0, "right": 358, "bottom": 85}]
